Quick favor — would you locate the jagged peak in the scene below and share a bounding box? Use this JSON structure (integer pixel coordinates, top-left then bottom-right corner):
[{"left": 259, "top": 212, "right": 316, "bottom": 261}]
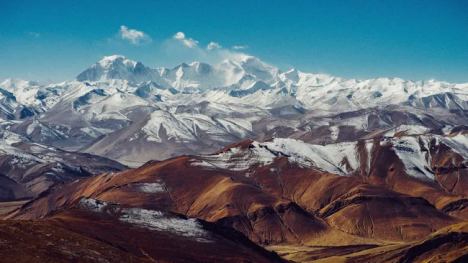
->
[
  {"left": 218, "top": 54, "right": 265, "bottom": 69},
  {"left": 284, "top": 68, "right": 297, "bottom": 74},
  {"left": 97, "top": 55, "right": 137, "bottom": 68},
  {"left": 238, "top": 55, "right": 259, "bottom": 63},
  {"left": 0, "top": 78, "right": 39, "bottom": 89},
  {"left": 71, "top": 54, "right": 468, "bottom": 88},
  {"left": 101, "top": 55, "right": 127, "bottom": 61}
]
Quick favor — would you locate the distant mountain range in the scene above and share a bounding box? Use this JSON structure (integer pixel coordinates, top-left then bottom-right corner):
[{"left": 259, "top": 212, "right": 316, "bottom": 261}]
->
[{"left": 1, "top": 54, "right": 468, "bottom": 167}]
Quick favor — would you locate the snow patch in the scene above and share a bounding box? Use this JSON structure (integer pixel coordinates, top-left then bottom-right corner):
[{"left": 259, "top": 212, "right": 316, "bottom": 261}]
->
[
  {"left": 442, "top": 125, "right": 454, "bottom": 135},
  {"left": 387, "top": 137, "right": 434, "bottom": 180},
  {"left": 385, "top": 125, "right": 430, "bottom": 136},
  {"left": 135, "top": 182, "right": 166, "bottom": 193},
  {"left": 259, "top": 138, "right": 358, "bottom": 174},
  {"left": 142, "top": 111, "right": 196, "bottom": 143},
  {"left": 79, "top": 197, "right": 114, "bottom": 212},
  {"left": 439, "top": 133, "right": 468, "bottom": 159},
  {"left": 119, "top": 208, "right": 211, "bottom": 242},
  {"left": 329, "top": 126, "right": 339, "bottom": 141},
  {"left": 196, "top": 142, "right": 276, "bottom": 171}
]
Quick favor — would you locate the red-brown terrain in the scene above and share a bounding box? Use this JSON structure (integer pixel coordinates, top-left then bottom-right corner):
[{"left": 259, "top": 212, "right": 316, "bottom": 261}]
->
[{"left": 3, "top": 132, "right": 468, "bottom": 262}]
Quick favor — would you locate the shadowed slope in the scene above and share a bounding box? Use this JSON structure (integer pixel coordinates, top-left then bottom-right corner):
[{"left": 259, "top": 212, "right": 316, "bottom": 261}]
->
[
  {"left": 6, "top": 148, "right": 459, "bottom": 245},
  {"left": 347, "top": 222, "right": 468, "bottom": 263}
]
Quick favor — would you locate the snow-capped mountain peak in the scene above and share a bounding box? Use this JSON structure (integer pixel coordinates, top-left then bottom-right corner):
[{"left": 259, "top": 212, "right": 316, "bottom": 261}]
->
[
  {"left": 280, "top": 69, "right": 300, "bottom": 83},
  {"left": 98, "top": 55, "right": 136, "bottom": 67},
  {"left": 1, "top": 78, "right": 39, "bottom": 91},
  {"left": 3, "top": 53, "right": 468, "bottom": 167},
  {"left": 75, "top": 55, "right": 165, "bottom": 84},
  {"left": 68, "top": 54, "right": 468, "bottom": 113}
]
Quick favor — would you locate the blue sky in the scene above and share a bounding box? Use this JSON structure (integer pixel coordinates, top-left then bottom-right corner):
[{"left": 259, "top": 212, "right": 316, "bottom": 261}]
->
[{"left": 1, "top": 0, "right": 467, "bottom": 82}]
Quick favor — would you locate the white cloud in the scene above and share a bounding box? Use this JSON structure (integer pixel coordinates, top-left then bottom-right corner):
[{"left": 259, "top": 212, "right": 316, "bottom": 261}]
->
[
  {"left": 217, "top": 49, "right": 249, "bottom": 61},
  {"left": 182, "top": 38, "right": 198, "bottom": 48},
  {"left": 172, "top": 31, "right": 198, "bottom": 48},
  {"left": 206, "top": 42, "right": 221, "bottom": 51},
  {"left": 119, "top": 25, "right": 152, "bottom": 45},
  {"left": 173, "top": 32, "right": 185, "bottom": 40},
  {"left": 29, "top": 32, "right": 40, "bottom": 37},
  {"left": 161, "top": 32, "right": 250, "bottom": 66},
  {"left": 232, "top": 45, "right": 247, "bottom": 50}
]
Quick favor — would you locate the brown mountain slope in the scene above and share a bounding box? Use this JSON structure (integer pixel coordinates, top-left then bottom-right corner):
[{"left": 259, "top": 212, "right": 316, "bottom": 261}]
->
[
  {"left": 345, "top": 222, "right": 468, "bottom": 263},
  {"left": 5, "top": 158, "right": 361, "bottom": 246},
  {"left": 49, "top": 198, "right": 286, "bottom": 263},
  {"left": 216, "top": 134, "right": 468, "bottom": 222},
  {"left": 6, "top": 134, "right": 468, "bottom": 261},
  {"left": 0, "top": 220, "right": 149, "bottom": 263},
  {"left": 0, "top": 140, "right": 128, "bottom": 202},
  {"left": 0, "top": 198, "right": 284, "bottom": 263},
  {"left": 6, "top": 152, "right": 459, "bottom": 245}
]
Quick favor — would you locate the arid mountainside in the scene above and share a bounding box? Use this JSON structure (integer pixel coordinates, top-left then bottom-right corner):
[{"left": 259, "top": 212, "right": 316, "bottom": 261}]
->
[
  {"left": 4, "top": 132, "right": 468, "bottom": 261},
  {"left": 0, "top": 202, "right": 284, "bottom": 263},
  {"left": 0, "top": 136, "right": 127, "bottom": 202},
  {"left": 343, "top": 222, "right": 468, "bottom": 263}
]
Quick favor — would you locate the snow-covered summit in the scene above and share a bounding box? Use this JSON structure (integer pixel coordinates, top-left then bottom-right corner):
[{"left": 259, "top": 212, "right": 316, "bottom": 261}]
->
[
  {"left": 1, "top": 78, "right": 40, "bottom": 91},
  {"left": 2, "top": 53, "right": 468, "bottom": 166},
  {"left": 76, "top": 55, "right": 166, "bottom": 85},
  {"left": 98, "top": 55, "right": 136, "bottom": 68},
  {"left": 72, "top": 54, "right": 468, "bottom": 113}
]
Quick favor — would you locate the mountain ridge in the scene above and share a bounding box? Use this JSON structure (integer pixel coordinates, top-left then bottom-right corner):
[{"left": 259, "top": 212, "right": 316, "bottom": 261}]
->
[
  {"left": 3, "top": 54, "right": 468, "bottom": 262},
  {"left": 2, "top": 54, "right": 468, "bottom": 166}
]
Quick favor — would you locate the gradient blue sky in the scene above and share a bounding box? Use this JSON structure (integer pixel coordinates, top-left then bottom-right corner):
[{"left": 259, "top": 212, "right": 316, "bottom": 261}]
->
[{"left": 1, "top": 0, "right": 467, "bottom": 82}]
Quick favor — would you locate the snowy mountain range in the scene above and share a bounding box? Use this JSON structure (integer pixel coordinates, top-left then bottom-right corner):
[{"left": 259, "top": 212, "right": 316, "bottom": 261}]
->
[
  {"left": 4, "top": 55, "right": 468, "bottom": 263},
  {"left": 2, "top": 54, "right": 468, "bottom": 166}
]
